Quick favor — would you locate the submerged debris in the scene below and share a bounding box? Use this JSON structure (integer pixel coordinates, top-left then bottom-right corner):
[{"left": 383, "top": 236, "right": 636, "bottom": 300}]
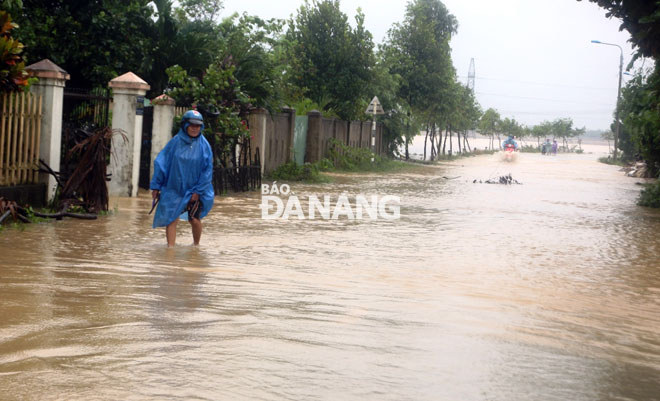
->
[
  {"left": 41, "top": 127, "right": 125, "bottom": 214},
  {"left": 473, "top": 174, "right": 522, "bottom": 185}
]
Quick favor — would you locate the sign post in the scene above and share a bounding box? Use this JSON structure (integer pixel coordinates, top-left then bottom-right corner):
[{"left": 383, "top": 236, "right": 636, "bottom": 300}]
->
[{"left": 365, "top": 96, "right": 384, "bottom": 161}]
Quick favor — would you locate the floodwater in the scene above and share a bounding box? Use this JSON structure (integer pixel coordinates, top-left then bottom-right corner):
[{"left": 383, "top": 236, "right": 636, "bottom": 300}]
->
[{"left": 1, "top": 150, "right": 660, "bottom": 401}]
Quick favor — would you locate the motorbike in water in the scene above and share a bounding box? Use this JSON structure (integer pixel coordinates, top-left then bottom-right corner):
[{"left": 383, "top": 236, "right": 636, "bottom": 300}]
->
[{"left": 501, "top": 144, "right": 519, "bottom": 162}]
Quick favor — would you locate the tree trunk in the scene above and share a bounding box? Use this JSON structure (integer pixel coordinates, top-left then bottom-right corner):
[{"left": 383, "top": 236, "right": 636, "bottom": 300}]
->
[
  {"left": 423, "top": 129, "right": 428, "bottom": 161},
  {"left": 430, "top": 123, "right": 436, "bottom": 161},
  {"left": 436, "top": 128, "right": 442, "bottom": 157},
  {"left": 449, "top": 127, "right": 453, "bottom": 156},
  {"left": 456, "top": 126, "right": 462, "bottom": 154}
]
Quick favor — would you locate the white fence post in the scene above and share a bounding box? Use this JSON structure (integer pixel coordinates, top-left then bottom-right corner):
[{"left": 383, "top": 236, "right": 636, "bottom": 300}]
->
[
  {"left": 107, "top": 72, "right": 150, "bottom": 197},
  {"left": 150, "top": 94, "right": 175, "bottom": 183},
  {"left": 25, "top": 59, "right": 69, "bottom": 201}
]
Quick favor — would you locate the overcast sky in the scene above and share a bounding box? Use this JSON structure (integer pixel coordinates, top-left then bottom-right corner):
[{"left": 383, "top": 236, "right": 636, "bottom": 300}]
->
[{"left": 220, "top": 0, "right": 646, "bottom": 131}]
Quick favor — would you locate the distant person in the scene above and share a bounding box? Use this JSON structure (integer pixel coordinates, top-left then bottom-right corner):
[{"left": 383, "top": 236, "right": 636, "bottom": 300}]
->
[
  {"left": 502, "top": 135, "right": 519, "bottom": 151},
  {"left": 552, "top": 140, "right": 558, "bottom": 155},
  {"left": 150, "top": 110, "right": 215, "bottom": 247},
  {"left": 542, "top": 139, "right": 551, "bottom": 155}
]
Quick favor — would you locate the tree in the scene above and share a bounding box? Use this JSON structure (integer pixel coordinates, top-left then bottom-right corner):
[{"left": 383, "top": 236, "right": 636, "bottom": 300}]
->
[
  {"left": 217, "top": 13, "right": 285, "bottom": 111},
  {"left": 285, "top": 0, "right": 375, "bottom": 120},
  {"left": 166, "top": 59, "right": 252, "bottom": 168},
  {"left": 478, "top": 108, "right": 501, "bottom": 150},
  {"left": 580, "top": 0, "right": 660, "bottom": 179},
  {"left": 0, "top": 10, "right": 28, "bottom": 92},
  {"left": 619, "top": 68, "right": 660, "bottom": 173},
  {"left": 578, "top": 1, "right": 660, "bottom": 60},
  {"left": 177, "top": 0, "right": 224, "bottom": 22},
  {"left": 14, "top": 0, "right": 155, "bottom": 89},
  {"left": 551, "top": 118, "right": 574, "bottom": 150},
  {"left": 142, "top": 0, "right": 221, "bottom": 96},
  {"left": 381, "top": 0, "right": 457, "bottom": 158}
]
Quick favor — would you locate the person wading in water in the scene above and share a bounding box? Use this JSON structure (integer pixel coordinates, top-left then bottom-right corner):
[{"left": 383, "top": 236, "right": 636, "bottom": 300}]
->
[{"left": 150, "top": 110, "right": 215, "bottom": 246}]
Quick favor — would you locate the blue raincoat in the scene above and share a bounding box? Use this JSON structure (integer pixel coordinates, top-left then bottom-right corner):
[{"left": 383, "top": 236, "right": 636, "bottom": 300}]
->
[
  {"left": 150, "top": 126, "right": 214, "bottom": 228},
  {"left": 502, "top": 136, "right": 519, "bottom": 150}
]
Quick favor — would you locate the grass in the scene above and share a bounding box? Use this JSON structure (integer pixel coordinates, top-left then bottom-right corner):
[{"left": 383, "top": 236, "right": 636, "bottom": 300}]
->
[
  {"left": 598, "top": 156, "right": 628, "bottom": 167},
  {"left": 638, "top": 180, "right": 660, "bottom": 208},
  {"left": 267, "top": 161, "right": 332, "bottom": 183},
  {"left": 267, "top": 140, "right": 423, "bottom": 183}
]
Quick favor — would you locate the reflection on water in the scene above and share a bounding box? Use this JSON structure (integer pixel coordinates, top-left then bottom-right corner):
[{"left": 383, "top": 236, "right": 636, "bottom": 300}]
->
[{"left": 1, "top": 152, "right": 659, "bottom": 400}]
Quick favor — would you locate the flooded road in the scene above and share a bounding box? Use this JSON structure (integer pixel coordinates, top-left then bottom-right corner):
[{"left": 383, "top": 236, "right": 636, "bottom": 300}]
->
[{"left": 1, "top": 151, "right": 660, "bottom": 400}]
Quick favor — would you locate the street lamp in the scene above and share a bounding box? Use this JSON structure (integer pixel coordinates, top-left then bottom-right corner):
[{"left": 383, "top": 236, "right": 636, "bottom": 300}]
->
[{"left": 591, "top": 39, "right": 623, "bottom": 161}]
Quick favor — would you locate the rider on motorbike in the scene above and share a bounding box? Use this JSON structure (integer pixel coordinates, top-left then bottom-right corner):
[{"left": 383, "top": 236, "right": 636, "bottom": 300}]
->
[{"left": 502, "top": 135, "right": 519, "bottom": 151}]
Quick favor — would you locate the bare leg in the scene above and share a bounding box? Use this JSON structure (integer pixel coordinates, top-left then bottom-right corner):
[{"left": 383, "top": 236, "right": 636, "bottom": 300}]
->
[
  {"left": 190, "top": 218, "right": 202, "bottom": 245},
  {"left": 166, "top": 219, "right": 178, "bottom": 247}
]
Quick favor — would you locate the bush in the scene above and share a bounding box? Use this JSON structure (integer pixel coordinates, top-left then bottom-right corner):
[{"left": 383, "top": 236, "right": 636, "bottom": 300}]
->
[
  {"left": 520, "top": 145, "right": 541, "bottom": 153},
  {"left": 327, "top": 138, "right": 384, "bottom": 170},
  {"left": 638, "top": 180, "right": 660, "bottom": 208},
  {"left": 598, "top": 156, "right": 627, "bottom": 166},
  {"left": 268, "top": 161, "right": 329, "bottom": 183},
  {"left": 0, "top": 11, "right": 29, "bottom": 92}
]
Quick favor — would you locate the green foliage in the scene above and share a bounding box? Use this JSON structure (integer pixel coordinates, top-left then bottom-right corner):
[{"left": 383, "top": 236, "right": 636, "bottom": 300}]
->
[
  {"left": 638, "top": 180, "right": 660, "bottom": 208},
  {"left": 177, "top": 0, "right": 223, "bottom": 22},
  {"left": 285, "top": 0, "right": 375, "bottom": 120},
  {"left": 268, "top": 161, "right": 330, "bottom": 183},
  {"left": 317, "top": 157, "right": 334, "bottom": 171},
  {"left": 379, "top": 0, "right": 462, "bottom": 159},
  {"left": 327, "top": 138, "right": 376, "bottom": 170},
  {"left": 143, "top": 0, "right": 221, "bottom": 96},
  {"left": 619, "top": 66, "right": 660, "bottom": 174},
  {"left": 0, "top": 10, "right": 28, "bottom": 92},
  {"left": 478, "top": 108, "right": 501, "bottom": 137},
  {"left": 579, "top": 0, "right": 660, "bottom": 60},
  {"left": 382, "top": 0, "right": 457, "bottom": 117},
  {"left": 166, "top": 60, "right": 251, "bottom": 166},
  {"left": 598, "top": 156, "right": 627, "bottom": 166},
  {"left": 217, "top": 13, "right": 285, "bottom": 112},
  {"left": 584, "top": 1, "right": 660, "bottom": 176},
  {"left": 15, "top": 0, "right": 155, "bottom": 89},
  {"left": 326, "top": 138, "right": 409, "bottom": 172},
  {"left": 289, "top": 98, "right": 337, "bottom": 118},
  {"left": 520, "top": 145, "right": 541, "bottom": 153}
]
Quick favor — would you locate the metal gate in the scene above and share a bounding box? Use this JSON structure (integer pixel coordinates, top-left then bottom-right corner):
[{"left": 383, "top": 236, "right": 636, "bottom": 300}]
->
[
  {"left": 138, "top": 105, "right": 154, "bottom": 189},
  {"left": 293, "top": 115, "right": 308, "bottom": 165},
  {"left": 61, "top": 87, "right": 111, "bottom": 179}
]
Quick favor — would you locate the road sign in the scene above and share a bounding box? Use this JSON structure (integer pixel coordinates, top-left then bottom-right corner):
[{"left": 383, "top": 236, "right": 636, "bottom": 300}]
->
[{"left": 366, "top": 96, "right": 384, "bottom": 115}]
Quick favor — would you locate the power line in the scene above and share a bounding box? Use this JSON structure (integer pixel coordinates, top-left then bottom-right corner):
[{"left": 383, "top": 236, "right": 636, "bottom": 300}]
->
[
  {"left": 497, "top": 110, "right": 614, "bottom": 116},
  {"left": 475, "top": 91, "right": 614, "bottom": 106},
  {"left": 458, "top": 75, "right": 616, "bottom": 91}
]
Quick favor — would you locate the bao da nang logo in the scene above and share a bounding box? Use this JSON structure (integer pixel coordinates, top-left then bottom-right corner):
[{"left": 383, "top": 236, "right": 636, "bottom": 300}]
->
[{"left": 260, "top": 183, "right": 400, "bottom": 220}]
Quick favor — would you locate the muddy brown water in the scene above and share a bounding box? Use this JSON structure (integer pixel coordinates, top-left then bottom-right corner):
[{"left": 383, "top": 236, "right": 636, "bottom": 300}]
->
[{"left": 1, "top": 151, "right": 659, "bottom": 400}]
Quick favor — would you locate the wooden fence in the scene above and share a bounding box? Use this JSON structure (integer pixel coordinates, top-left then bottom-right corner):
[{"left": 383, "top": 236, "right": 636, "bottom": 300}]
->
[
  {"left": 174, "top": 106, "right": 187, "bottom": 117},
  {"left": 0, "top": 92, "right": 43, "bottom": 186}
]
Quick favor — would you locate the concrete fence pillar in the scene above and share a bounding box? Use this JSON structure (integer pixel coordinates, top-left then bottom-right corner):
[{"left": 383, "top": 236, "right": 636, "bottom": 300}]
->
[
  {"left": 107, "top": 72, "right": 150, "bottom": 197},
  {"left": 248, "top": 108, "right": 267, "bottom": 175},
  {"left": 150, "top": 94, "right": 175, "bottom": 183},
  {"left": 305, "top": 110, "right": 322, "bottom": 163},
  {"left": 25, "top": 59, "right": 69, "bottom": 201},
  {"left": 282, "top": 107, "right": 296, "bottom": 163}
]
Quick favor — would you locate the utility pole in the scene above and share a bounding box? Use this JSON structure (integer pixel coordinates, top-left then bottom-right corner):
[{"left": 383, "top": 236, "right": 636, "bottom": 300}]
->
[
  {"left": 467, "top": 58, "right": 475, "bottom": 92},
  {"left": 591, "top": 40, "right": 623, "bottom": 161}
]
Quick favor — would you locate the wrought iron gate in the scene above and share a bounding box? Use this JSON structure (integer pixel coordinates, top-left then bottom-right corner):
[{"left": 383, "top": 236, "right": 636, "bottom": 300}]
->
[{"left": 61, "top": 87, "right": 111, "bottom": 178}]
